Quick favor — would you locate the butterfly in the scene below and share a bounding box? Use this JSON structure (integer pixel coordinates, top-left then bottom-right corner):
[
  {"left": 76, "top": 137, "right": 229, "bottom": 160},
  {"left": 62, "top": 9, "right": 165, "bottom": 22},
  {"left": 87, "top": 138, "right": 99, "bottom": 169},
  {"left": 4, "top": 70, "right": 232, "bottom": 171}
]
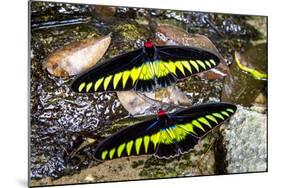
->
[
  {"left": 71, "top": 41, "right": 220, "bottom": 93},
  {"left": 93, "top": 102, "right": 236, "bottom": 160}
]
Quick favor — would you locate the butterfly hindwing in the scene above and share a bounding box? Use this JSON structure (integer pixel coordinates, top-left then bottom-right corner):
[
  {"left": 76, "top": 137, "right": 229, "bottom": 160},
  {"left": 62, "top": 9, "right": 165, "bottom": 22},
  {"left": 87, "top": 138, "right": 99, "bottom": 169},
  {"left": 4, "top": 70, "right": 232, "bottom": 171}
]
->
[
  {"left": 94, "top": 103, "right": 237, "bottom": 160},
  {"left": 71, "top": 44, "right": 220, "bottom": 93},
  {"left": 155, "top": 133, "right": 199, "bottom": 159}
]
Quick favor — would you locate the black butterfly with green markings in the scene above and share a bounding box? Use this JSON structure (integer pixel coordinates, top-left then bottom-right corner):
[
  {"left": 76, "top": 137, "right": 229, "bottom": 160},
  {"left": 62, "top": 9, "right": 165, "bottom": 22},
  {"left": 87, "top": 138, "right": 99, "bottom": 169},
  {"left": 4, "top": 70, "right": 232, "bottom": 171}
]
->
[
  {"left": 71, "top": 41, "right": 220, "bottom": 92},
  {"left": 94, "top": 102, "right": 236, "bottom": 160}
]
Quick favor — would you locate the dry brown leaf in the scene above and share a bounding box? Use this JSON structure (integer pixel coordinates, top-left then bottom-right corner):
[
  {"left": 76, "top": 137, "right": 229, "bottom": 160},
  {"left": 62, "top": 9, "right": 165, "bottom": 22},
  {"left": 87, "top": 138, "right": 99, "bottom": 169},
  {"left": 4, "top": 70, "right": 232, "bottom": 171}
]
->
[
  {"left": 117, "top": 86, "right": 192, "bottom": 116},
  {"left": 43, "top": 33, "right": 111, "bottom": 77}
]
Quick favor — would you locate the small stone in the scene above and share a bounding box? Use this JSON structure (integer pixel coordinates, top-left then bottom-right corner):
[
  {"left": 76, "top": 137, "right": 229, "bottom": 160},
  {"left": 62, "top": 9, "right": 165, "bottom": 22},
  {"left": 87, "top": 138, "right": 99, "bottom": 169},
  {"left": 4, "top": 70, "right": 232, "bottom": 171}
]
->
[
  {"left": 250, "top": 105, "right": 266, "bottom": 114},
  {"left": 254, "top": 93, "right": 266, "bottom": 105},
  {"left": 84, "top": 174, "right": 95, "bottom": 182}
]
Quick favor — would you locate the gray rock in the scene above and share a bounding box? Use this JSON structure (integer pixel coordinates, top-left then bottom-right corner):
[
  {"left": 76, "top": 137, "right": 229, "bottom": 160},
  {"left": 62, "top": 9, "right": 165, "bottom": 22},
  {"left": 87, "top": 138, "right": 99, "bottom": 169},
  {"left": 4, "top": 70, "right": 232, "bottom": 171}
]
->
[{"left": 222, "top": 106, "right": 267, "bottom": 173}]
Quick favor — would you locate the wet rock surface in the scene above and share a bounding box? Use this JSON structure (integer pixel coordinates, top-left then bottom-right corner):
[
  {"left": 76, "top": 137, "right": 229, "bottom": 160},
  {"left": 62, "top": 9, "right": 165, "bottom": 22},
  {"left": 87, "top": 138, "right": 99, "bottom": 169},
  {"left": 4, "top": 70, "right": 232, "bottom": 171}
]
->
[
  {"left": 221, "top": 106, "right": 267, "bottom": 173},
  {"left": 30, "top": 1, "right": 267, "bottom": 186},
  {"left": 221, "top": 43, "right": 267, "bottom": 106}
]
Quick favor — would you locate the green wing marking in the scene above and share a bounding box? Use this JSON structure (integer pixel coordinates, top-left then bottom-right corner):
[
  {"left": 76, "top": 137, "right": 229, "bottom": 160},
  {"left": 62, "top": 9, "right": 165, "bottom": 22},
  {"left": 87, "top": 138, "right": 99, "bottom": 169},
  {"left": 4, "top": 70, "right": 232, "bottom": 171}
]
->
[{"left": 94, "top": 103, "right": 236, "bottom": 160}]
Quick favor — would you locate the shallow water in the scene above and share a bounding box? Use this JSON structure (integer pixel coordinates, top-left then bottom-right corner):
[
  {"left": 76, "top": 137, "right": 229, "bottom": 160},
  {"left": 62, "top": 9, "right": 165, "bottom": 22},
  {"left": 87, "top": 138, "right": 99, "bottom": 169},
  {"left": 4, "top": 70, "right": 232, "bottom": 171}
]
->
[{"left": 30, "top": 1, "right": 267, "bottom": 183}]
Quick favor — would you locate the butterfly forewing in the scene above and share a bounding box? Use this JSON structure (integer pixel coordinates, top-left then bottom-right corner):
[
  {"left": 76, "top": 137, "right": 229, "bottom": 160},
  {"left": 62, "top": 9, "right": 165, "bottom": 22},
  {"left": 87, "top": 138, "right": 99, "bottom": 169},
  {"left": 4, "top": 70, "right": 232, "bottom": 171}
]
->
[
  {"left": 71, "top": 45, "right": 220, "bottom": 93},
  {"left": 94, "top": 119, "right": 162, "bottom": 160},
  {"left": 94, "top": 103, "right": 237, "bottom": 160},
  {"left": 71, "top": 48, "right": 144, "bottom": 93},
  {"left": 156, "top": 46, "right": 220, "bottom": 79},
  {"left": 170, "top": 102, "right": 237, "bottom": 139}
]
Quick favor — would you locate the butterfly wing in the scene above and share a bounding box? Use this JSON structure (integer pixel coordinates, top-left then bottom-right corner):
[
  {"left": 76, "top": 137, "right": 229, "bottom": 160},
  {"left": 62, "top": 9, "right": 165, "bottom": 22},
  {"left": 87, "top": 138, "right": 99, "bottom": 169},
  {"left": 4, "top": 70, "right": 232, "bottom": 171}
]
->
[
  {"left": 157, "top": 45, "right": 220, "bottom": 78},
  {"left": 155, "top": 102, "right": 237, "bottom": 158},
  {"left": 71, "top": 48, "right": 145, "bottom": 92},
  {"left": 93, "top": 118, "right": 163, "bottom": 160},
  {"left": 71, "top": 45, "right": 220, "bottom": 93},
  {"left": 132, "top": 45, "right": 220, "bottom": 91},
  {"left": 94, "top": 102, "right": 237, "bottom": 160}
]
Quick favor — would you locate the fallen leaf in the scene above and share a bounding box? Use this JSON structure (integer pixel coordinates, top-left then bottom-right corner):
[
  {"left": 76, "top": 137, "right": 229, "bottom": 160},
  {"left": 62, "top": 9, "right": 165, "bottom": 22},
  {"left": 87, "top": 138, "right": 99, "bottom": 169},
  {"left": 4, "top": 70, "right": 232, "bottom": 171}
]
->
[
  {"left": 43, "top": 33, "right": 111, "bottom": 77},
  {"left": 117, "top": 86, "right": 192, "bottom": 116}
]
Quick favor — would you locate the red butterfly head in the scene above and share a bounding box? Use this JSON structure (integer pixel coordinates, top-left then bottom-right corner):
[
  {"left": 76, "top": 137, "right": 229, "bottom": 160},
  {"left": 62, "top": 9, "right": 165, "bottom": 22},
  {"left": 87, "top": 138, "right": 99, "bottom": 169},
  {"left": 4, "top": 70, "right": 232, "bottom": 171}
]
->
[
  {"left": 157, "top": 109, "right": 167, "bottom": 117},
  {"left": 144, "top": 40, "right": 154, "bottom": 48}
]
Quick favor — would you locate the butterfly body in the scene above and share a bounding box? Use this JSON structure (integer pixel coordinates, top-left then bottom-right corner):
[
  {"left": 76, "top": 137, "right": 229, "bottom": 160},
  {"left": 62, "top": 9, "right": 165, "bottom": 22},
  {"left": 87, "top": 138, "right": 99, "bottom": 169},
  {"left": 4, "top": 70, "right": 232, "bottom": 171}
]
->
[
  {"left": 71, "top": 41, "right": 220, "bottom": 92},
  {"left": 93, "top": 102, "right": 236, "bottom": 160}
]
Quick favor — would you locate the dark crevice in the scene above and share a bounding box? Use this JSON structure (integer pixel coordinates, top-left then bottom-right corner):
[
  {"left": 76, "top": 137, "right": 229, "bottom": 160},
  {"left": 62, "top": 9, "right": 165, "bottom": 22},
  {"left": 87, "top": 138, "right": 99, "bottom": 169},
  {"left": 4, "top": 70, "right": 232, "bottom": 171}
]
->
[{"left": 214, "top": 130, "right": 228, "bottom": 174}]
